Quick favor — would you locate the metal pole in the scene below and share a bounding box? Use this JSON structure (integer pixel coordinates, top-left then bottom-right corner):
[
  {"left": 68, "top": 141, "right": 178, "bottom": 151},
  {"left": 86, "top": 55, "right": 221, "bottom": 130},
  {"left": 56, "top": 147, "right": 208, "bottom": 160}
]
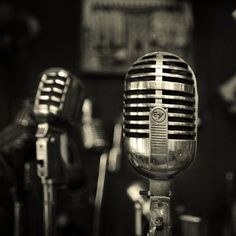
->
[
  {"left": 134, "top": 202, "right": 143, "bottom": 236},
  {"left": 43, "top": 180, "right": 56, "bottom": 236}
]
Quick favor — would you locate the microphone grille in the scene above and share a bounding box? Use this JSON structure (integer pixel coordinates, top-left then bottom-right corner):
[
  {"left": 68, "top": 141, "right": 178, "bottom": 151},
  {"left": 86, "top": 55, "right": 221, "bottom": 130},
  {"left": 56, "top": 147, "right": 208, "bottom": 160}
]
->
[
  {"left": 124, "top": 52, "right": 197, "bottom": 141},
  {"left": 34, "top": 68, "right": 83, "bottom": 124}
]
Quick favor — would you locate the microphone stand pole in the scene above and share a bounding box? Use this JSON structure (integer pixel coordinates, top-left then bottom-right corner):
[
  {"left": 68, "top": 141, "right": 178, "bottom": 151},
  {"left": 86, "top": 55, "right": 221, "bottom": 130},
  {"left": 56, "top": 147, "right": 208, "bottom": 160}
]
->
[
  {"left": 12, "top": 152, "right": 26, "bottom": 236},
  {"left": 36, "top": 123, "right": 65, "bottom": 236},
  {"left": 134, "top": 201, "right": 143, "bottom": 236},
  {"left": 92, "top": 152, "right": 108, "bottom": 236},
  {"left": 42, "top": 179, "right": 56, "bottom": 236},
  {"left": 147, "top": 180, "right": 171, "bottom": 236}
]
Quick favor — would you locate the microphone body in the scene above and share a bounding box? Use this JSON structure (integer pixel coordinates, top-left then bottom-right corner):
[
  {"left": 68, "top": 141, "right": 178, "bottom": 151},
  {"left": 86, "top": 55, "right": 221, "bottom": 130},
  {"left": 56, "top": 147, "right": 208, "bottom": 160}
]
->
[
  {"left": 123, "top": 51, "right": 198, "bottom": 235},
  {"left": 124, "top": 51, "right": 198, "bottom": 180}
]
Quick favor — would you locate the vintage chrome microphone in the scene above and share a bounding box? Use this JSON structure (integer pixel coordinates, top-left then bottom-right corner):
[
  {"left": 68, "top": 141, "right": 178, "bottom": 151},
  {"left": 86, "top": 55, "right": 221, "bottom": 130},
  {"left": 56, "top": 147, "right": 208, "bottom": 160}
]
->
[
  {"left": 33, "top": 68, "right": 84, "bottom": 236},
  {"left": 123, "top": 51, "right": 198, "bottom": 236}
]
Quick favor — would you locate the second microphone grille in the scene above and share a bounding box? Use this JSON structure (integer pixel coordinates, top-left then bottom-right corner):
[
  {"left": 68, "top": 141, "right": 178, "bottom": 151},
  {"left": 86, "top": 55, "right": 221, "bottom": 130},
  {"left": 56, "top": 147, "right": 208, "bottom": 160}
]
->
[{"left": 35, "top": 70, "right": 70, "bottom": 115}]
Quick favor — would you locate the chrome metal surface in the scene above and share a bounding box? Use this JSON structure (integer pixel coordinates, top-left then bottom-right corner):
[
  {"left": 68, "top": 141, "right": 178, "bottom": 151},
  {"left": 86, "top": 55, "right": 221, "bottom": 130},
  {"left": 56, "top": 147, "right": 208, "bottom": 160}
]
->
[
  {"left": 123, "top": 51, "right": 198, "bottom": 180},
  {"left": 148, "top": 196, "right": 171, "bottom": 236}
]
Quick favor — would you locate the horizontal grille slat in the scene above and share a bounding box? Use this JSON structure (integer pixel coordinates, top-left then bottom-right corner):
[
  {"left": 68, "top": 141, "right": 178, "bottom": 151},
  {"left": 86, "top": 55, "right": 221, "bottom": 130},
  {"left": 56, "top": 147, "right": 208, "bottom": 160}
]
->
[
  {"left": 163, "top": 55, "right": 179, "bottom": 59},
  {"left": 163, "top": 60, "right": 188, "bottom": 69},
  {"left": 163, "top": 68, "right": 192, "bottom": 77},
  {"left": 126, "top": 72, "right": 193, "bottom": 81},
  {"left": 168, "top": 122, "right": 195, "bottom": 127},
  {"left": 124, "top": 128, "right": 149, "bottom": 134},
  {"left": 125, "top": 94, "right": 195, "bottom": 103},
  {"left": 38, "top": 99, "right": 61, "bottom": 107},
  {"left": 125, "top": 103, "right": 194, "bottom": 111},
  {"left": 168, "top": 130, "right": 195, "bottom": 135},
  {"left": 124, "top": 120, "right": 149, "bottom": 125},
  {"left": 168, "top": 113, "right": 195, "bottom": 119},
  {"left": 40, "top": 82, "right": 65, "bottom": 90},
  {"left": 126, "top": 72, "right": 159, "bottom": 79},
  {"left": 126, "top": 81, "right": 194, "bottom": 95}
]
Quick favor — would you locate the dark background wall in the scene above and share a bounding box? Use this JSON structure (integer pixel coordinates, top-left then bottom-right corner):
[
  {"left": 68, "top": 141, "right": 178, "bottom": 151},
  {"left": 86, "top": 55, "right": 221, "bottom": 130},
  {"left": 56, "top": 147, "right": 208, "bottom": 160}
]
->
[{"left": 0, "top": 0, "right": 236, "bottom": 235}]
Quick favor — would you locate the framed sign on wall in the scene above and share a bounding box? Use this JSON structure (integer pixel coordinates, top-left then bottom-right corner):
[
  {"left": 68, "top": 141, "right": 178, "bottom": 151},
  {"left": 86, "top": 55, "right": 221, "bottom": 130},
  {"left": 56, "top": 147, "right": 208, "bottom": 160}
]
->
[{"left": 80, "top": 0, "right": 194, "bottom": 74}]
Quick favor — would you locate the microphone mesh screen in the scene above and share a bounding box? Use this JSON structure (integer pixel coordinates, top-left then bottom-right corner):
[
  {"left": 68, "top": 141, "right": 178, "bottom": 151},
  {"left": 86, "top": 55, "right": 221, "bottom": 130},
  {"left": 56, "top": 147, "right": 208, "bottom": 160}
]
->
[{"left": 124, "top": 52, "right": 196, "bottom": 140}]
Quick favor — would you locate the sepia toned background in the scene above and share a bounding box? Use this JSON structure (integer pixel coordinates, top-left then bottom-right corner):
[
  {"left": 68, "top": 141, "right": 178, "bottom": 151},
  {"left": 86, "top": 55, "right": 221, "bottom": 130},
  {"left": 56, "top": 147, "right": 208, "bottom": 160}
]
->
[{"left": 0, "top": 0, "right": 236, "bottom": 235}]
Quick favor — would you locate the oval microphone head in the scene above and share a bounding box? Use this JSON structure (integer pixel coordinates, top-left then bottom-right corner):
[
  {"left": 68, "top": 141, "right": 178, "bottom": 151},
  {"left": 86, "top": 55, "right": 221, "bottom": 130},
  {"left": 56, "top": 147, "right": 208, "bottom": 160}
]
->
[
  {"left": 33, "top": 68, "right": 84, "bottom": 125},
  {"left": 123, "top": 51, "right": 198, "bottom": 180}
]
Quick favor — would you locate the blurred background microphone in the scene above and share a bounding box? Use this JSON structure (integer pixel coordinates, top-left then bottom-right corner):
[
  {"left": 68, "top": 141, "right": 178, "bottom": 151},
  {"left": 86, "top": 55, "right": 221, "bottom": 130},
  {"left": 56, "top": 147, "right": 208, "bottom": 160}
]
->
[
  {"left": 232, "top": 8, "right": 236, "bottom": 21},
  {"left": 33, "top": 67, "right": 84, "bottom": 236},
  {"left": 34, "top": 67, "right": 84, "bottom": 125},
  {"left": 107, "top": 116, "right": 122, "bottom": 173},
  {"left": 81, "top": 98, "right": 106, "bottom": 151},
  {"left": 0, "top": 99, "right": 36, "bottom": 236},
  {"left": 123, "top": 51, "right": 198, "bottom": 235},
  {"left": 0, "top": 99, "right": 35, "bottom": 159}
]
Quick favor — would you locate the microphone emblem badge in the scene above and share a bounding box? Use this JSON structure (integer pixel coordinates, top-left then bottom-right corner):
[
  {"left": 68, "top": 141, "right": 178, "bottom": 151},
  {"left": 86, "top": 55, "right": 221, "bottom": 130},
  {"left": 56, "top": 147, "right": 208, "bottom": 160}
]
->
[{"left": 150, "top": 107, "right": 167, "bottom": 123}]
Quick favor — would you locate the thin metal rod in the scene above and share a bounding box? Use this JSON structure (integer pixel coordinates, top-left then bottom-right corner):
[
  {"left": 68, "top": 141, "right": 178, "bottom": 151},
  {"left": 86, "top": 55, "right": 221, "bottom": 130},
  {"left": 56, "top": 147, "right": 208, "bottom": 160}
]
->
[
  {"left": 134, "top": 202, "right": 142, "bottom": 236},
  {"left": 43, "top": 181, "right": 56, "bottom": 236},
  {"left": 93, "top": 153, "right": 108, "bottom": 236},
  {"left": 14, "top": 201, "right": 24, "bottom": 236}
]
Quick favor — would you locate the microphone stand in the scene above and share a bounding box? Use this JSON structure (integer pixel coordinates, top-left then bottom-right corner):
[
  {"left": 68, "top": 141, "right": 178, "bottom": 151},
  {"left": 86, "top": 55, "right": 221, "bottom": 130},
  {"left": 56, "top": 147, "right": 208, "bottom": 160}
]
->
[
  {"left": 147, "top": 180, "right": 171, "bottom": 236},
  {"left": 42, "top": 179, "right": 56, "bottom": 236},
  {"left": 36, "top": 123, "right": 68, "bottom": 236},
  {"left": 92, "top": 152, "right": 108, "bottom": 236}
]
